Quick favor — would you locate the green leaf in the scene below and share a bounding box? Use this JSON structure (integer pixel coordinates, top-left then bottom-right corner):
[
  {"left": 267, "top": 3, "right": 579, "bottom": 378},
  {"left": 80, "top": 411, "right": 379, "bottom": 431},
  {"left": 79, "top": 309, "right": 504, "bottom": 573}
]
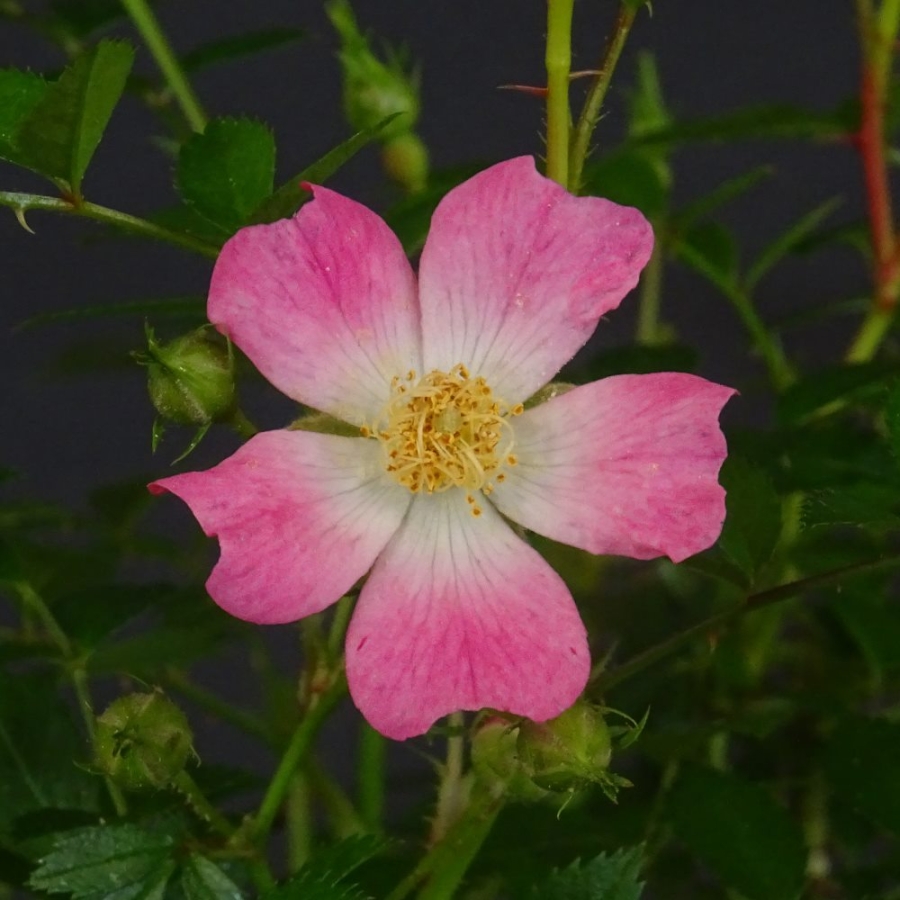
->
[
  {"left": 48, "top": 0, "right": 132, "bottom": 39},
  {"left": 777, "top": 362, "right": 894, "bottom": 423},
  {"left": 628, "top": 104, "right": 845, "bottom": 149},
  {"left": 180, "top": 855, "right": 244, "bottom": 900},
  {"left": 0, "top": 69, "right": 49, "bottom": 165},
  {"left": 824, "top": 717, "right": 900, "bottom": 835},
  {"left": 675, "top": 220, "right": 740, "bottom": 298},
  {"left": 581, "top": 152, "right": 667, "bottom": 218},
  {"left": 28, "top": 824, "right": 176, "bottom": 898},
  {"left": 176, "top": 117, "right": 276, "bottom": 234},
  {"left": 263, "top": 835, "right": 387, "bottom": 899},
  {"left": 668, "top": 765, "right": 806, "bottom": 900},
  {"left": 0, "top": 672, "right": 99, "bottom": 831},
  {"left": 18, "top": 296, "right": 204, "bottom": 331},
  {"left": 532, "top": 845, "right": 645, "bottom": 899},
  {"left": 576, "top": 343, "right": 697, "bottom": 381},
  {"left": 250, "top": 114, "right": 402, "bottom": 224},
  {"left": 716, "top": 456, "right": 782, "bottom": 581},
  {"left": 884, "top": 380, "right": 900, "bottom": 462},
  {"left": 745, "top": 198, "right": 841, "bottom": 289},
  {"left": 182, "top": 28, "right": 305, "bottom": 73},
  {"left": 15, "top": 40, "right": 134, "bottom": 195},
  {"left": 829, "top": 583, "right": 900, "bottom": 675},
  {"left": 803, "top": 483, "right": 900, "bottom": 531},
  {"left": 673, "top": 166, "right": 772, "bottom": 231}
]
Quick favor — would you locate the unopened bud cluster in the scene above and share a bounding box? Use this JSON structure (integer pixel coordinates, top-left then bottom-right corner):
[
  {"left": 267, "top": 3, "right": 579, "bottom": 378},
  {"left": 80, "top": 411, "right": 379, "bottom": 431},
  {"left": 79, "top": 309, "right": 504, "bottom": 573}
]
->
[{"left": 472, "top": 702, "right": 633, "bottom": 803}]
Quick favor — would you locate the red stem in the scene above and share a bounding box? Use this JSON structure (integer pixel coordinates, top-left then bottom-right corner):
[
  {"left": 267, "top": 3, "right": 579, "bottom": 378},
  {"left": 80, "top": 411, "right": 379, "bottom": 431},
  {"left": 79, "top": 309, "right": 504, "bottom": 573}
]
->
[{"left": 858, "top": 51, "right": 900, "bottom": 309}]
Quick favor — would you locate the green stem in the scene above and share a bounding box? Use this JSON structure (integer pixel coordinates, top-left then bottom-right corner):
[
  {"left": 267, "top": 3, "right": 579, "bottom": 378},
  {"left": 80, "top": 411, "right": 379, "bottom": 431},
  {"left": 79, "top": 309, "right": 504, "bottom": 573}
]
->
[
  {"left": 846, "top": 300, "right": 896, "bottom": 361},
  {"left": 310, "top": 757, "right": 367, "bottom": 837},
  {"left": 569, "top": 3, "right": 638, "bottom": 192},
  {"left": 592, "top": 552, "right": 900, "bottom": 693},
  {"left": 385, "top": 793, "right": 504, "bottom": 900},
  {"left": 429, "top": 712, "right": 467, "bottom": 845},
  {"left": 226, "top": 407, "right": 260, "bottom": 441},
  {"left": 358, "top": 723, "right": 386, "bottom": 831},
  {"left": 16, "top": 583, "right": 128, "bottom": 816},
  {"left": 285, "top": 772, "right": 313, "bottom": 872},
  {"left": 172, "top": 770, "right": 233, "bottom": 836},
  {"left": 545, "top": 0, "right": 576, "bottom": 187},
  {"left": 636, "top": 238, "right": 664, "bottom": 344},
  {"left": 0, "top": 191, "right": 221, "bottom": 258},
  {"left": 731, "top": 286, "right": 794, "bottom": 389},
  {"left": 327, "top": 594, "right": 356, "bottom": 660},
  {"left": 119, "top": 0, "right": 207, "bottom": 133},
  {"left": 249, "top": 672, "right": 347, "bottom": 844}
]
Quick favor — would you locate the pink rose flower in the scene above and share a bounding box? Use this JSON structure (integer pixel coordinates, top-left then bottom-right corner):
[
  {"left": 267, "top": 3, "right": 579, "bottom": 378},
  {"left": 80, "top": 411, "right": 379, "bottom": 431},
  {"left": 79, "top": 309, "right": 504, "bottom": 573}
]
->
[{"left": 150, "top": 157, "right": 734, "bottom": 740}]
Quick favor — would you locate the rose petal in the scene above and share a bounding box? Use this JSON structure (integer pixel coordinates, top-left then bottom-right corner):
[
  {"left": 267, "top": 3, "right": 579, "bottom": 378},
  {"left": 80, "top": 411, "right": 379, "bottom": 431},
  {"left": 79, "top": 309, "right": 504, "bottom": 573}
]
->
[
  {"left": 209, "top": 186, "right": 421, "bottom": 425},
  {"left": 418, "top": 157, "right": 653, "bottom": 404},
  {"left": 346, "top": 491, "right": 590, "bottom": 740},
  {"left": 150, "top": 431, "right": 410, "bottom": 624},
  {"left": 490, "top": 373, "right": 735, "bottom": 562}
]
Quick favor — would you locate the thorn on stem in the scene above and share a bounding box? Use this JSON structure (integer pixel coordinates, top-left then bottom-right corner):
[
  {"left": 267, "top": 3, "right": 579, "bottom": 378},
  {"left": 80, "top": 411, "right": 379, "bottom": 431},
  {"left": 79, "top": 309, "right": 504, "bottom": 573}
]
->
[{"left": 14, "top": 207, "right": 35, "bottom": 234}]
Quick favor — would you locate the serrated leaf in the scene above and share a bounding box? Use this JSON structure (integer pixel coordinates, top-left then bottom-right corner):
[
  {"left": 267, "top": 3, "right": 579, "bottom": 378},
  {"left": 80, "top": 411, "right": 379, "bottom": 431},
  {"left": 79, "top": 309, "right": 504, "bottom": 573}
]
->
[
  {"left": 180, "top": 855, "right": 244, "bottom": 900},
  {"left": 0, "top": 671, "right": 99, "bottom": 831},
  {"left": 717, "top": 456, "right": 782, "bottom": 581},
  {"left": 263, "top": 835, "right": 387, "bottom": 899},
  {"left": 250, "top": 114, "right": 401, "bottom": 224},
  {"left": 668, "top": 765, "right": 806, "bottom": 900},
  {"left": 824, "top": 717, "right": 900, "bottom": 835},
  {"left": 0, "top": 69, "right": 49, "bottom": 165},
  {"left": 15, "top": 40, "right": 133, "bottom": 195},
  {"left": 29, "top": 824, "right": 176, "bottom": 898},
  {"left": 176, "top": 117, "right": 276, "bottom": 233},
  {"left": 532, "top": 845, "right": 645, "bottom": 900},
  {"left": 746, "top": 198, "right": 841, "bottom": 289},
  {"left": 777, "top": 362, "right": 894, "bottom": 423},
  {"left": 182, "top": 28, "right": 305, "bottom": 73}
]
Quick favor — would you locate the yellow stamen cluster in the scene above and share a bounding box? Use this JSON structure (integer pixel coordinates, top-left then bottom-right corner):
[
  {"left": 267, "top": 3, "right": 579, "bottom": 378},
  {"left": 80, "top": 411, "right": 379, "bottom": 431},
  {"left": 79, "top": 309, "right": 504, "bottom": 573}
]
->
[{"left": 365, "top": 363, "right": 522, "bottom": 514}]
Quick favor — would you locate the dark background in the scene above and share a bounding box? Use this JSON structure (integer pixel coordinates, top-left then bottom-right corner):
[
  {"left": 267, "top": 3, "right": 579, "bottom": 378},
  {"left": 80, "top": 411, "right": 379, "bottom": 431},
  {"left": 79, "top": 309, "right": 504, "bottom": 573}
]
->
[{"left": 0, "top": 0, "right": 869, "bottom": 801}]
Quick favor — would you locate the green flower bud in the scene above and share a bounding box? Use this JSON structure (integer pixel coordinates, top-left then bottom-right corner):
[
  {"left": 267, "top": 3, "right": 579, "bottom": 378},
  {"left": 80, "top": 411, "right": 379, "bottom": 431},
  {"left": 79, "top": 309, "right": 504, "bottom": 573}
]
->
[
  {"left": 381, "top": 133, "right": 429, "bottom": 194},
  {"left": 471, "top": 718, "right": 548, "bottom": 802},
  {"left": 95, "top": 692, "right": 194, "bottom": 791},
  {"left": 138, "top": 326, "right": 235, "bottom": 426},
  {"left": 326, "top": 0, "right": 421, "bottom": 139},
  {"left": 516, "top": 702, "right": 613, "bottom": 793}
]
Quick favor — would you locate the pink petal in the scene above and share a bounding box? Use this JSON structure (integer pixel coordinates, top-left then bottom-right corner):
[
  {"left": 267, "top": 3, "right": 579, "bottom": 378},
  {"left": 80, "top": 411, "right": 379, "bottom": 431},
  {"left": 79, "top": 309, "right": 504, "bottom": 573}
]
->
[
  {"left": 418, "top": 157, "right": 653, "bottom": 404},
  {"left": 209, "top": 187, "right": 421, "bottom": 425},
  {"left": 490, "top": 373, "right": 735, "bottom": 562},
  {"left": 345, "top": 492, "right": 590, "bottom": 740},
  {"left": 150, "top": 431, "right": 410, "bottom": 624}
]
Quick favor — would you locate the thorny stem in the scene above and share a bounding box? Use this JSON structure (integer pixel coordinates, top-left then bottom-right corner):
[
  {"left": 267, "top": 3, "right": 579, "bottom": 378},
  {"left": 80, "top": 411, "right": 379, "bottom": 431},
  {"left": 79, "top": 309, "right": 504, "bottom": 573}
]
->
[
  {"left": 545, "top": 0, "right": 576, "bottom": 187},
  {"left": 247, "top": 671, "right": 347, "bottom": 844},
  {"left": 0, "top": 191, "right": 221, "bottom": 258},
  {"left": 846, "top": 0, "right": 900, "bottom": 361},
  {"left": 569, "top": 3, "right": 639, "bottom": 193},
  {"left": 119, "top": 0, "right": 208, "bottom": 133},
  {"left": 592, "top": 552, "right": 900, "bottom": 693}
]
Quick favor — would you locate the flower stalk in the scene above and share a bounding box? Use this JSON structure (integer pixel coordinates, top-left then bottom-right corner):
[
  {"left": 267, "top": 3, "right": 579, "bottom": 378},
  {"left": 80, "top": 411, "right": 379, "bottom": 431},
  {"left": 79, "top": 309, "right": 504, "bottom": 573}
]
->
[{"left": 545, "top": 0, "right": 576, "bottom": 187}]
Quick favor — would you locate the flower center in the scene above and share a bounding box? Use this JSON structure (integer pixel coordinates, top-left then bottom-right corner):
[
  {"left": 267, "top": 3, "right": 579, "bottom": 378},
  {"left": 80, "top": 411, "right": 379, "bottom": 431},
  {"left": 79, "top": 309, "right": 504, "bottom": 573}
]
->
[{"left": 364, "top": 363, "right": 521, "bottom": 513}]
